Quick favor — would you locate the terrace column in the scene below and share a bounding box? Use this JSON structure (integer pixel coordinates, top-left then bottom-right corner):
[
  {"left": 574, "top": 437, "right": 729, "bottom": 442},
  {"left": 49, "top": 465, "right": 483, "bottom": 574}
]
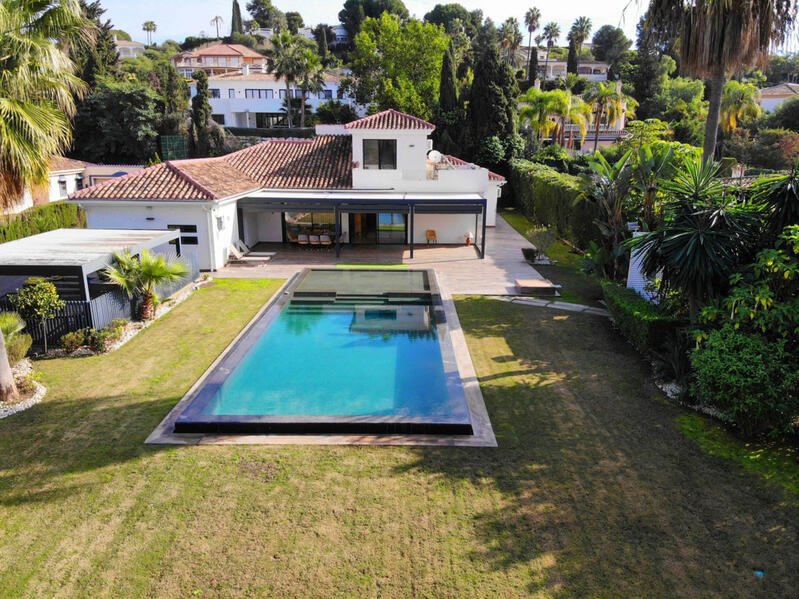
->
[
  {"left": 335, "top": 205, "right": 341, "bottom": 259},
  {"left": 481, "top": 202, "right": 487, "bottom": 259},
  {"left": 409, "top": 204, "right": 414, "bottom": 259}
]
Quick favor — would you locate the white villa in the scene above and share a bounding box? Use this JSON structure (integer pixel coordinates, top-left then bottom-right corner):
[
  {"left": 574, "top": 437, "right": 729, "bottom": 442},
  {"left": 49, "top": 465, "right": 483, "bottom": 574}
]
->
[
  {"left": 69, "top": 110, "right": 505, "bottom": 271},
  {"left": 194, "top": 67, "right": 359, "bottom": 129},
  {"left": 114, "top": 38, "right": 146, "bottom": 59},
  {"left": 758, "top": 82, "right": 799, "bottom": 112},
  {"left": 171, "top": 44, "right": 267, "bottom": 77},
  {"left": 521, "top": 48, "right": 610, "bottom": 81}
]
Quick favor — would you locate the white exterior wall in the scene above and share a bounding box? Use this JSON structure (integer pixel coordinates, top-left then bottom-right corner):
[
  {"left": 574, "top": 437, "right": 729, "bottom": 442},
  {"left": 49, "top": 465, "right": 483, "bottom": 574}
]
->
[
  {"left": 198, "top": 77, "right": 358, "bottom": 127},
  {"left": 760, "top": 96, "right": 791, "bottom": 112},
  {"left": 47, "top": 171, "right": 83, "bottom": 203},
  {"left": 82, "top": 203, "right": 214, "bottom": 270},
  {"left": 413, "top": 213, "right": 479, "bottom": 245}
]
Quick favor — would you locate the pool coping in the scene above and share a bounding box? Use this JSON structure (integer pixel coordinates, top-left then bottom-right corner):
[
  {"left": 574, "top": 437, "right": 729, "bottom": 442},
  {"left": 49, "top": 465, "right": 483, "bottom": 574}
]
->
[{"left": 145, "top": 270, "right": 497, "bottom": 447}]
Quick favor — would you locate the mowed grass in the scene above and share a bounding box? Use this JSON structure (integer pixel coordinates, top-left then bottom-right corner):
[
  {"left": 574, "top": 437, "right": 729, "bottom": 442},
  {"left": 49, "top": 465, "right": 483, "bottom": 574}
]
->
[
  {"left": 1, "top": 283, "right": 798, "bottom": 597},
  {"left": 501, "top": 210, "right": 604, "bottom": 307}
]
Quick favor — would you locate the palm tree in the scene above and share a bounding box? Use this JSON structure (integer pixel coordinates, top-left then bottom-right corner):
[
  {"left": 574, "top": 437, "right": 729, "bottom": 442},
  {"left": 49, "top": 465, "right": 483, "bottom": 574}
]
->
[
  {"left": 104, "top": 250, "right": 189, "bottom": 321},
  {"left": 646, "top": 0, "right": 798, "bottom": 162},
  {"left": 541, "top": 22, "right": 560, "bottom": 79},
  {"left": 524, "top": 7, "right": 541, "bottom": 80},
  {"left": 297, "top": 49, "right": 325, "bottom": 128},
  {"left": 0, "top": 0, "right": 87, "bottom": 402},
  {"left": 563, "top": 94, "right": 593, "bottom": 148},
  {"left": 720, "top": 80, "right": 762, "bottom": 134},
  {"left": 628, "top": 159, "right": 761, "bottom": 321},
  {"left": 519, "top": 87, "right": 559, "bottom": 140},
  {"left": 266, "top": 30, "right": 302, "bottom": 128},
  {"left": 210, "top": 15, "right": 224, "bottom": 39},
  {"left": 585, "top": 81, "right": 626, "bottom": 152},
  {"left": 570, "top": 16, "right": 592, "bottom": 57},
  {"left": 631, "top": 144, "right": 675, "bottom": 228},
  {"left": 142, "top": 20, "right": 157, "bottom": 45},
  {"left": 499, "top": 18, "right": 523, "bottom": 68},
  {"left": 580, "top": 151, "right": 635, "bottom": 280}
]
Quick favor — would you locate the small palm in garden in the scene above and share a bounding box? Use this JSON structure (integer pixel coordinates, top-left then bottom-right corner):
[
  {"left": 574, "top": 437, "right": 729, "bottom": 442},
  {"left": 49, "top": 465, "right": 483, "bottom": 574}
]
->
[{"left": 105, "top": 250, "right": 189, "bottom": 321}]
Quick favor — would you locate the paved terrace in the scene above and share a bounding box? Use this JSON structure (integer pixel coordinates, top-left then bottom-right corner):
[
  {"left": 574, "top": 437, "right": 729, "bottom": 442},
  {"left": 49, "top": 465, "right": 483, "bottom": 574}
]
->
[{"left": 216, "top": 216, "right": 547, "bottom": 295}]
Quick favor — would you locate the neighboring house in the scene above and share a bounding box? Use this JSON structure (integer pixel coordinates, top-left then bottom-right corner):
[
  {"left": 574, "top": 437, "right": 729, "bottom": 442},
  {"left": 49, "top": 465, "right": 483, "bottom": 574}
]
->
[
  {"left": 330, "top": 25, "right": 349, "bottom": 47},
  {"left": 115, "top": 38, "right": 146, "bottom": 58},
  {"left": 519, "top": 47, "right": 610, "bottom": 81},
  {"left": 7, "top": 159, "right": 143, "bottom": 216},
  {"left": 758, "top": 82, "right": 799, "bottom": 112},
  {"left": 193, "top": 67, "right": 359, "bottom": 128},
  {"left": 171, "top": 44, "right": 266, "bottom": 77},
  {"left": 69, "top": 109, "right": 505, "bottom": 271},
  {"left": 253, "top": 26, "right": 315, "bottom": 41}
]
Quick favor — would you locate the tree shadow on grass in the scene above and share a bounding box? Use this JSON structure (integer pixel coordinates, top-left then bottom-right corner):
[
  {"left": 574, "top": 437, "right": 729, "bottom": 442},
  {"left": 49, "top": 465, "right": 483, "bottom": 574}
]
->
[
  {"left": 0, "top": 393, "right": 180, "bottom": 507},
  {"left": 394, "top": 296, "right": 799, "bottom": 597}
]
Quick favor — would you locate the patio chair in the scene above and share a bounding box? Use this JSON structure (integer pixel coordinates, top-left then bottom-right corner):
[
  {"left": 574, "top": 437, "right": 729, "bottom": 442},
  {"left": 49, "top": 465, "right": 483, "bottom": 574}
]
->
[
  {"left": 319, "top": 234, "right": 333, "bottom": 248},
  {"left": 426, "top": 230, "right": 437, "bottom": 244},
  {"left": 297, "top": 234, "right": 309, "bottom": 246},
  {"left": 287, "top": 232, "right": 299, "bottom": 244},
  {"left": 309, "top": 234, "right": 321, "bottom": 248}
]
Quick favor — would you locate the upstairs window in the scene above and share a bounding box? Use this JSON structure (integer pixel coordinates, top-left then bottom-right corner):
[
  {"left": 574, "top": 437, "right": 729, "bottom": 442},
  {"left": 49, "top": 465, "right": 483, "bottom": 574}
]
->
[
  {"left": 318, "top": 89, "right": 332, "bottom": 99},
  {"left": 362, "top": 139, "right": 397, "bottom": 170},
  {"left": 209, "top": 88, "right": 221, "bottom": 98},
  {"left": 228, "top": 89, "right": 236, "bottom": 98}
]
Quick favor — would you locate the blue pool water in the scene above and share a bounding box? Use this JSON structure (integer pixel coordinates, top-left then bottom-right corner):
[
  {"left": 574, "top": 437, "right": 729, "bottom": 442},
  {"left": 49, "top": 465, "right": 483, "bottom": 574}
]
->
[
  {"left": 202, "top": 305, "right": 452, "bottom": 417},
  {"left": 174, "top": 269, "right": 472, "bottom": 434}
]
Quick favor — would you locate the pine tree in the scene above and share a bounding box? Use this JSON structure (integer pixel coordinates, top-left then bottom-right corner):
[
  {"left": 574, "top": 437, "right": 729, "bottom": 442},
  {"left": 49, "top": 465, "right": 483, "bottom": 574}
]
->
[
  {"left": 631, "top": 18, "right": 667, "bottom": 119},
  {"left": 231, "top": 0, "right": 243, "bottom": 35},
  {"left": 528, "top": 46, "right": 538, "bottom": 82},
  {"left": 71, "top": 0, "right": 119, "bottom": 88},
  {"left": 566, "top": 37, "right": 578, "bottom": 74}
]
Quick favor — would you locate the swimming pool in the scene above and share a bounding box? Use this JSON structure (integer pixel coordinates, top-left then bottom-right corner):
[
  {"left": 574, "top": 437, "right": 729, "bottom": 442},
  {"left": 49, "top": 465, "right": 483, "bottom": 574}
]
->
[{"left": 173, "top": 269, "right": 472, "bottom": 435}]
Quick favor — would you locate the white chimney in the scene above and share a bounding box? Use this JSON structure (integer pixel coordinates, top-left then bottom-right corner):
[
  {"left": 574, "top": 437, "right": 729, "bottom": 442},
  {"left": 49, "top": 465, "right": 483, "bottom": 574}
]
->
[{"left": 242, "top": 63, "right": 250, "bottom": 76}]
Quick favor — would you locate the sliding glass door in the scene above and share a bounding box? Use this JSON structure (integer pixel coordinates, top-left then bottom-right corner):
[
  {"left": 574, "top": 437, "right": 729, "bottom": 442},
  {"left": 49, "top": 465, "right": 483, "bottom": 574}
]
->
[{"left": 377, "top": 213, "right": 406, "bottom": 244}]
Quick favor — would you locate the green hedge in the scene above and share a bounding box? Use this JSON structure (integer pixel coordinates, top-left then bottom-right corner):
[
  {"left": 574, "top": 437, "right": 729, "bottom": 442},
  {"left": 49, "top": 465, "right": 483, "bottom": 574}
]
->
[
  {"left": 0, "top": 202, "right": 86, "bottom": 244},
  {"left": 601, "top": 281, "right": 680, "bottom": 353},
  {"left": 224, "top": 126, "right": 314, "bottom": 139},
  {"left": 508, "top": 159, "right": 598, "bottom": 249}
]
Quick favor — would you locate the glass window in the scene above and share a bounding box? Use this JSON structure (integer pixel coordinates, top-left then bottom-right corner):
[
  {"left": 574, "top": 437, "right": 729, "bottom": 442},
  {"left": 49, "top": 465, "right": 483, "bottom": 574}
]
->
[
  {"left": 284, "top": 212, "right": 336, "bottom": 236},
  {"left": 377, "top": 213, "right": 406, "bottom": 244},
  {"left": 228, "top": 89, "right": 236, "bottom": 98},
  {"left": 58, "top": 179, "right": 68, "bottom": 198},
  {"left": 167, "top": 224, "right": 199, "bottom": 245},
  {"left": 318, "top": 89, "right": 332, "bottom": 99},
  {"left": 209, "top": 88, "right": 221, "bottom": 98},
  {"left": 362, "top": 139, "right": 397, "bottom": 170},
  {"left": 279, "top": 89, "right": 287, "bottom": 98},
  {"left": 212, "top": 114, "right": 225, "bottom": 125}
]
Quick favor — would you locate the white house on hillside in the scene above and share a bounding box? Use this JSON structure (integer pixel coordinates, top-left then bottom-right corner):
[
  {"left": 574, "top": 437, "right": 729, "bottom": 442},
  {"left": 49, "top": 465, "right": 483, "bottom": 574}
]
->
[
  {"left": 758, "top": 82, "right": 799, "bottom": 112},
  {"left": 69, "top": 110, "right": 504, "bottom": 271},
  {"left": 114, "top": 38, "right": 146, "bottom": 58},
  {"left": 193, "top": 67, "right": 360, "bottom": 128},
  {"left": 171, "top": 44, "right": 267, "bottom": 77}
]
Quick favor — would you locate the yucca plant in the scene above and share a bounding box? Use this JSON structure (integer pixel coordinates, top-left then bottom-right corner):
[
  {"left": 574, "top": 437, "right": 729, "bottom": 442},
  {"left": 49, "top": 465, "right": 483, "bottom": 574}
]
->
[
  {"left": 104, "top": 250, "right": 189, "bottom": 321},
  {"left": 628, "top": 159, "right": 762, "bottom": 322}
]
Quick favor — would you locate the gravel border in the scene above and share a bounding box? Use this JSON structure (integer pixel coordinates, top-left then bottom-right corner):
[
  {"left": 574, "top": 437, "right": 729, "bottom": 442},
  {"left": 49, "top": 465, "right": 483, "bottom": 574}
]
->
[{"left": 0, "top": 359, "right": 47, "bottom": 419}]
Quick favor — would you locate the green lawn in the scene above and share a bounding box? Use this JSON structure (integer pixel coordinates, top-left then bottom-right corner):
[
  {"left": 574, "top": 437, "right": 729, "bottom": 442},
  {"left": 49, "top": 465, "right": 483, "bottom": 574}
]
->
[
  {"left": 502, "top": 210, "right": 604, "bottom": 307},
  {"left": 1, "top": 281, "right": 797, "bottom": 597}
]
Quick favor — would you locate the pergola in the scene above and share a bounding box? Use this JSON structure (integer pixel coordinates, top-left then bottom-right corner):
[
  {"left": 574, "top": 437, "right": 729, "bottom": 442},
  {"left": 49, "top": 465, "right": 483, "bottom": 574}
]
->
[
  {"left": 238, "top": 191, "right": 489, "bottom": 259},
  {"left": 0, "top": 228, "right": 180, "bottom": 301}
]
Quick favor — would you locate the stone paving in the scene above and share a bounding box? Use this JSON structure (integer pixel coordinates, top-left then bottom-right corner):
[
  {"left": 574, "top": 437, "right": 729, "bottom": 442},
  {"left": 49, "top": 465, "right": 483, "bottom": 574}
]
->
[
  {"left": 489, "top": 296, "right": 611, "bottom": 317},
  {"left": 215, "top": 215, "right": 548, "bottom": 296}
]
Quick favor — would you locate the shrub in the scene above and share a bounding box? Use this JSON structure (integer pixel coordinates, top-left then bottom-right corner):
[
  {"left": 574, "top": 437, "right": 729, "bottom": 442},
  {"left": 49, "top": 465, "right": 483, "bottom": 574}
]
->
[
  {"left": 60, "top": 329, "right": 87, "bottom": 353},
  {"left": 508, "top": 160, "right": 598, "bottom": 249},
  {"left": 690, "top": 326, "right": 799, "bottom": 436},
  {"left": 601, "top": 281, "right": 680, "bottom": 353},
  {"left": 6, "top": 333, "right": 32, "bottom": 366},
  {"left": 0, "top": 203, "right": 85, "bottom": 244}
]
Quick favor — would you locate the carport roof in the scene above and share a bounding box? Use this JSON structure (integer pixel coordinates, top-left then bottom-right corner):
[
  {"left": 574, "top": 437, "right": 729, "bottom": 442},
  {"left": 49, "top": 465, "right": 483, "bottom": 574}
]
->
[{"left": 0, "top": 228, "right": 179, "bottom": 271}]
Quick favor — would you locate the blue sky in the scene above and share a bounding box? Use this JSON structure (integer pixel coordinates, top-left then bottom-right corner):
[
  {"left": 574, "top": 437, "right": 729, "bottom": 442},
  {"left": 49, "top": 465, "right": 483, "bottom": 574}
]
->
[{"left": 104, "top": 0, "right": 647, "bottom": 46}]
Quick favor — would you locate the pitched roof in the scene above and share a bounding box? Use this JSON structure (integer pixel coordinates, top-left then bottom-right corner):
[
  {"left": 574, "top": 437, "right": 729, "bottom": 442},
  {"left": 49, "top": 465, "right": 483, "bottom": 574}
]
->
[
  {"left": 177, "top": 44, "right": 264, "bottom": 59},
  {"left": 344, "top": 109, "right": 435, "bottom": 131},
  {"left": 442, "top": 155, "right": 505, "bottom": 182},
  {"left": 115, "top": 40, "right": 145, "bottom": 47},
  {"left": 71, "top": 136, "right": 352, "bottom": 201},
  {"left": 760, "top": 83, "right": 799, "bottom": 96},
  {"left": 50, "top": 156, "right": 92, "bottom": 172}
]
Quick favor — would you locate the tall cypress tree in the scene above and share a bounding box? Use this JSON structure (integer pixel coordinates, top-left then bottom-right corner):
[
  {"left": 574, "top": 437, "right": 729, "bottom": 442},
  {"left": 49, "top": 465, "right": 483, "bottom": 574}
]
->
[
  {"left": 566, "top": 38, "right": 578, "bottom": 74},
  {"left": 435, "top": 41, "right": 460, "bottom": 155},
  {"left": 528, "top": 46, "right": 538, "bottom": 82},
  {"left": 231, "top": 0, "right": 243, "bottom": 35},
  {"left": 71, "top": 0, "right": 119, "bottom": 88},
  {"left": 191, "top": 71, "right": 212, "bottom": 157}
]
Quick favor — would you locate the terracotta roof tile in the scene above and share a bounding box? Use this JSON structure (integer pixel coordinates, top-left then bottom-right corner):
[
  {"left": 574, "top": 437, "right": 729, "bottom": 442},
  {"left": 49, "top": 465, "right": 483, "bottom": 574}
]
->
[
  {"left": 345, "top": 109, "right": 435, "bottom": 131},
  {"left": 71, "top": 136, "right": 352, "bottom": 201},
  {"left": 443, "top": 155, "right": 505, "bottom": 182},
  {"left": 178, "top": 44, "right": 264, "bottom": 59},
  {"left": 50, "top": 156, "right": 92, "bottom": 172}
]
